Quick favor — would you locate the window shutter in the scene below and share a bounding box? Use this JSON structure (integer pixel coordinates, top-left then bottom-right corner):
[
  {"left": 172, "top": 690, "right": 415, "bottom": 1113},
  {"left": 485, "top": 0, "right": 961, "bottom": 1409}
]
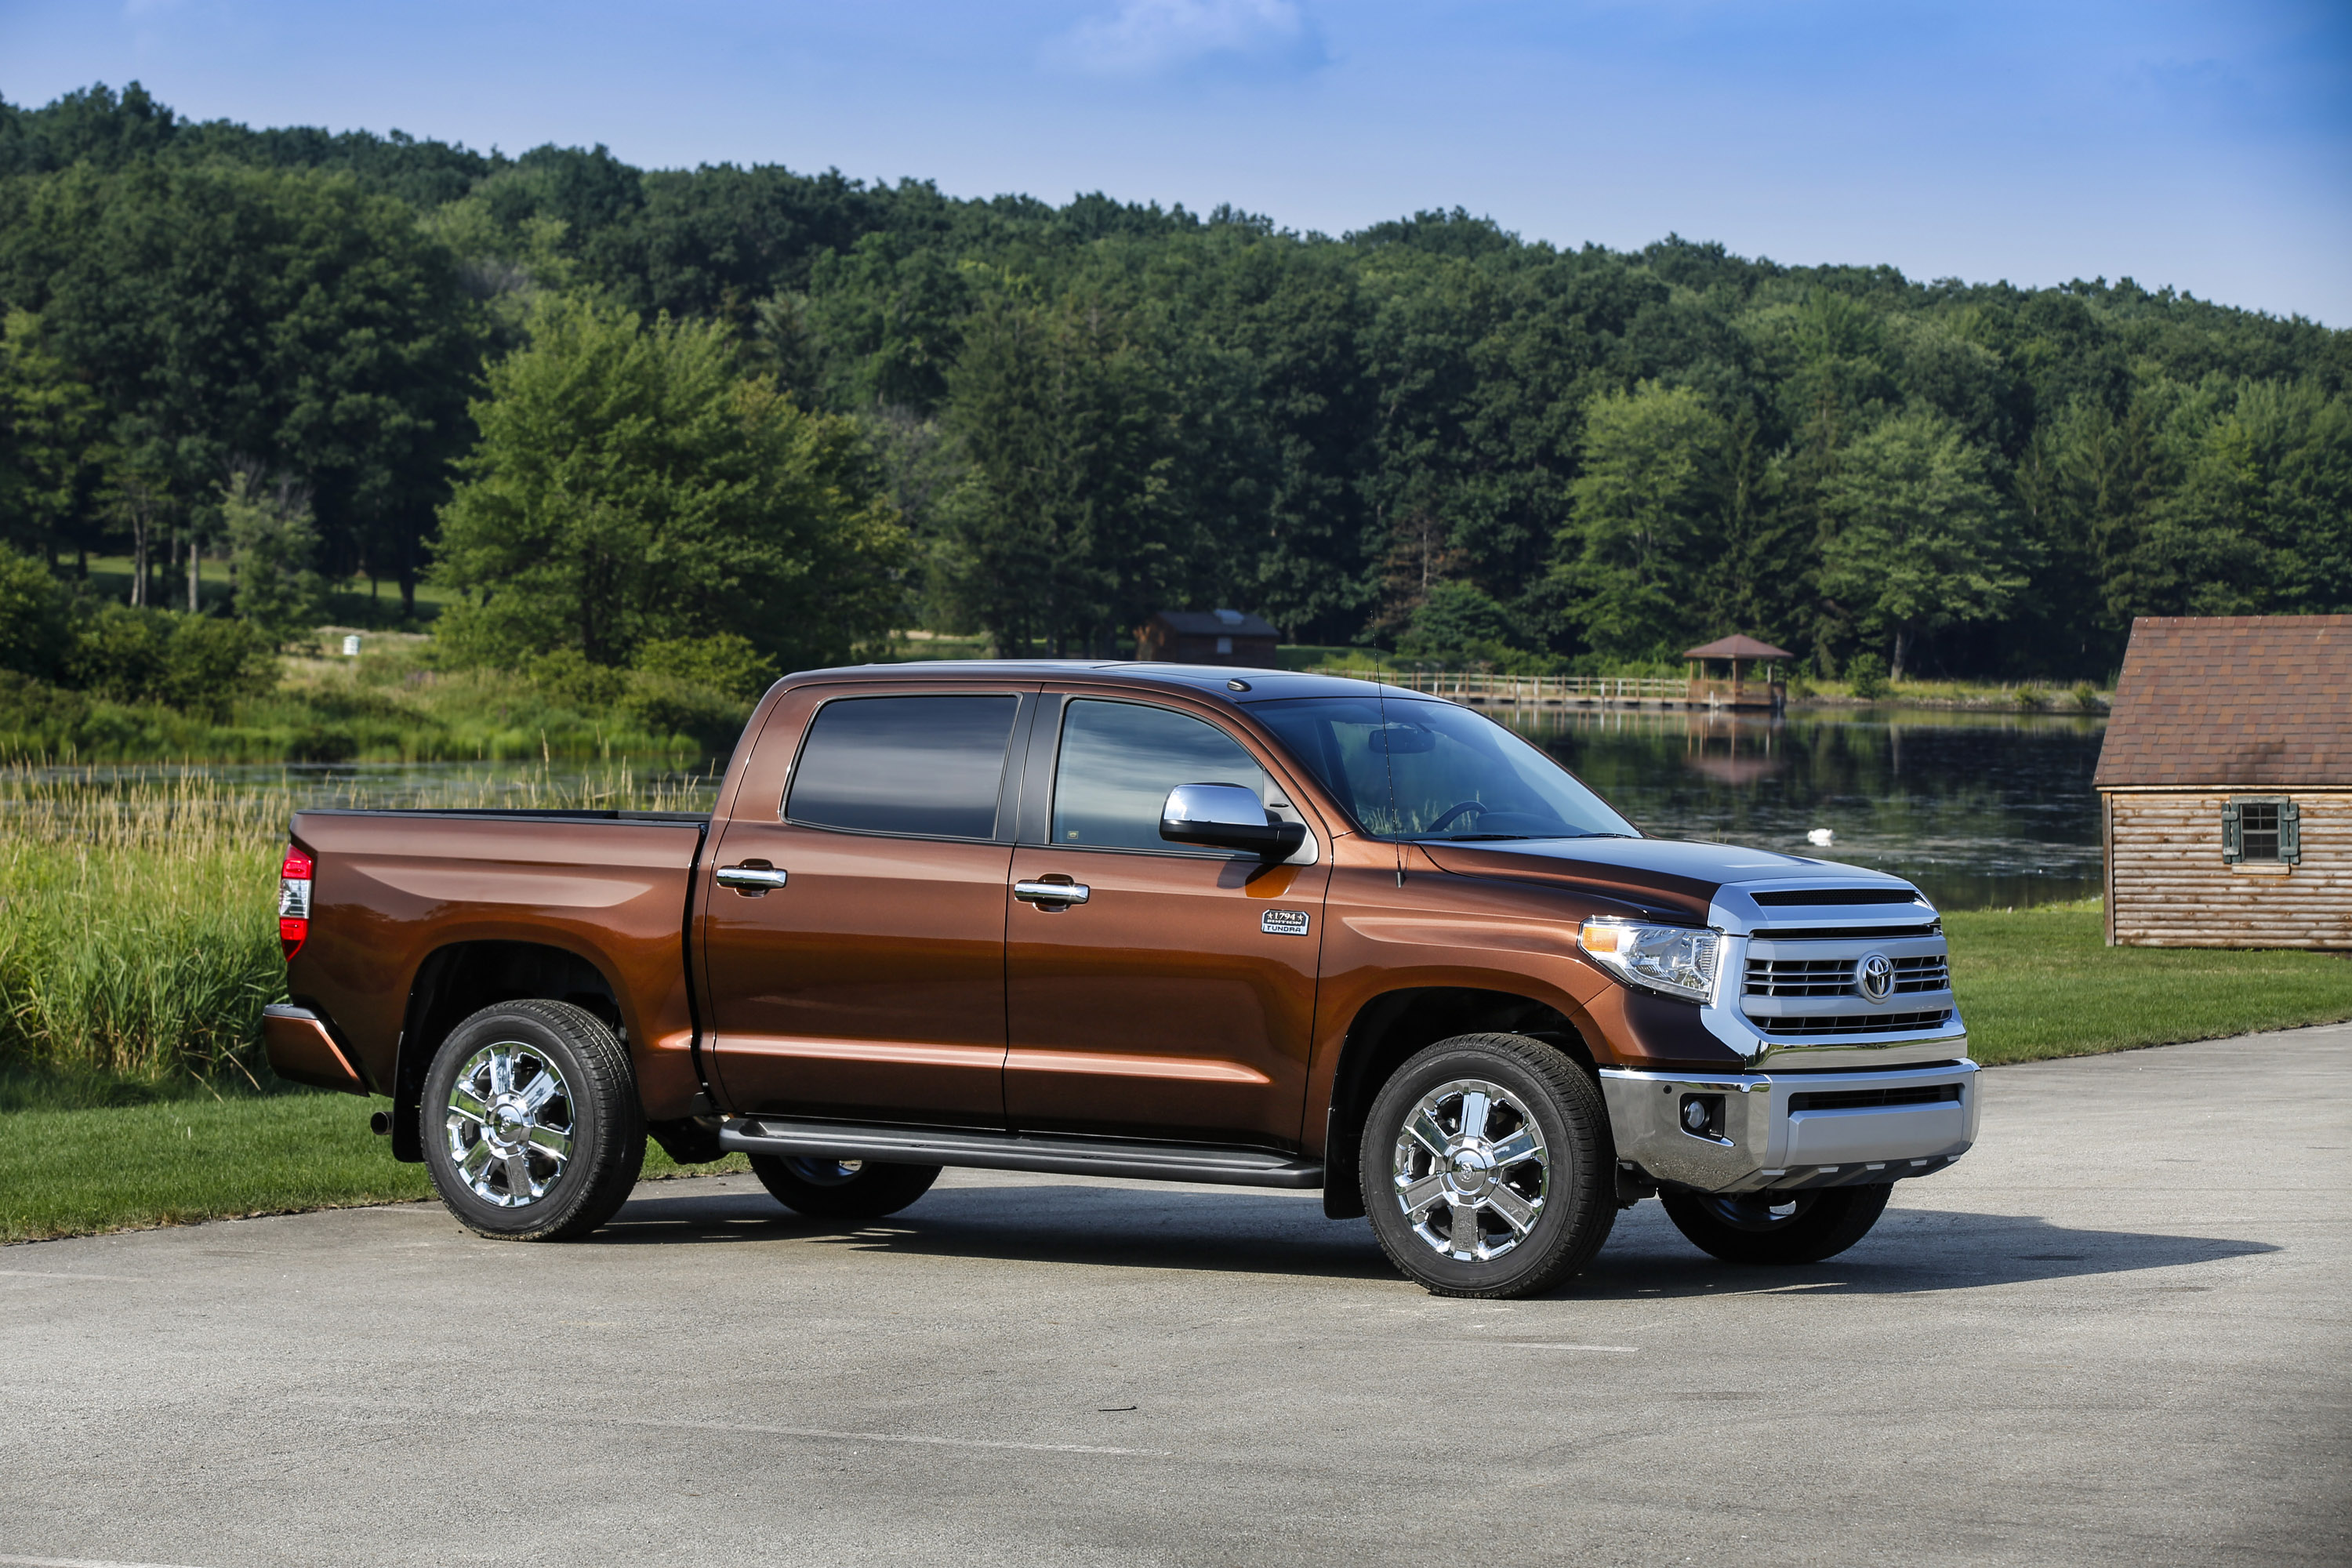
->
[
  {"left": 2222, "top": 800, "right": 2241, "bottom": 863},
  {"left": 2281, "top": 799, "right": 2301, "bottom": 865}
]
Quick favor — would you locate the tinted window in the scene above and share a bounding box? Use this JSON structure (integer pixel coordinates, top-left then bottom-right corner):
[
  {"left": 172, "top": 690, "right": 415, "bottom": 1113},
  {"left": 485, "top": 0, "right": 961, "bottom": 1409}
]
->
[
  {"left": 786, "top": 695, "right": 1019, "bottom": 839},
  {"left": 1052, "top": 700, "right": 1271, "bottom": 852},
  {"left": 1252, "top": 695, "right": 1635, "bottom": 840}
]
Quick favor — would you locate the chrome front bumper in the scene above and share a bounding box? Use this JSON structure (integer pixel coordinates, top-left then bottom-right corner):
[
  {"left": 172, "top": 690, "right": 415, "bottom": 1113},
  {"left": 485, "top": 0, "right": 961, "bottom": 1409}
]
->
[{"left": 1599, "top": 1059, "right": 1979, "bottom": 1194}]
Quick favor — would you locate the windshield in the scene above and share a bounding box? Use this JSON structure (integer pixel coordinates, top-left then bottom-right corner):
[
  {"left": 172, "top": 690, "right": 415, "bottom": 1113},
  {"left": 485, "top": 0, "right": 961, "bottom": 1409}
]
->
[{"left": 1251, "top": 696, "right": 1638, "bottom": 841}]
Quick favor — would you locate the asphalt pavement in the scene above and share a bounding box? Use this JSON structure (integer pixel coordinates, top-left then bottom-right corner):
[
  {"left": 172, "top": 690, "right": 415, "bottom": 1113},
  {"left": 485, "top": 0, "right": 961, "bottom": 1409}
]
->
[{"left": 3, "top": 1025, "right": 2348, "bottom": 1567}]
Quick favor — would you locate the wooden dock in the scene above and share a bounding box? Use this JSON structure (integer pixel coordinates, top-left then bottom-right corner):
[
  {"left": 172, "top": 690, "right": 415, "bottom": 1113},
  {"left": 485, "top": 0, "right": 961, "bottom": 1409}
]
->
[{"left": 1323, "top": 670, "right": 1781, "bottom": 711}]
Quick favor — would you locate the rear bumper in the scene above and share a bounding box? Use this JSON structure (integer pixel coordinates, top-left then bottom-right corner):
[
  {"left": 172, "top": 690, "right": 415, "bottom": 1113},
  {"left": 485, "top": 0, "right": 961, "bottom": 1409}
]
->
[
  {"left": 263, "top": 1004, "right": 369, "bottom": 1095},
  {"left": 1599, "top": 1059, "right": 1978, "bottom": 1194}
]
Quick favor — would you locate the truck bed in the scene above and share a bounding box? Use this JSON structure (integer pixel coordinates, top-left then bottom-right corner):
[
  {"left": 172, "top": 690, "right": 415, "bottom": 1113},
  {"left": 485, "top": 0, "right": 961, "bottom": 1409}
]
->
[{"left": 284, "top": 807, "right": 712, "bottom": 1130}]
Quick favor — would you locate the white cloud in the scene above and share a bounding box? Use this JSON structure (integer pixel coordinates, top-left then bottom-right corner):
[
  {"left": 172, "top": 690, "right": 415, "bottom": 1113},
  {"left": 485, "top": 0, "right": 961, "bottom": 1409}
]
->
[{"left": 1051, "top": 0, "right": 1315, "bottom": 76}]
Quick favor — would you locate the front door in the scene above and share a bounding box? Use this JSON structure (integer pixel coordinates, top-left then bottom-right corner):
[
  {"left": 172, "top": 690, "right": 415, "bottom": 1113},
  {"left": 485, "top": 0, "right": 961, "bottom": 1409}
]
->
[
  {"left": 702, "top": 688, "right": 1030, "bottom": 1126},
  {"left": 1004, "top": 695, "right": 1331, "bottom": 1148}
]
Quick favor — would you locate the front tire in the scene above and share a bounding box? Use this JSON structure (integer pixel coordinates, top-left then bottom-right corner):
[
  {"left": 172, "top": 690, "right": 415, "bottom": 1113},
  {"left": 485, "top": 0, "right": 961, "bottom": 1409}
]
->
[
  {"left": 1360, "top": 1033, "right": 1616, "bottom": 1299},
  {"left": 420, "top": 1000, "right": 646, "bottom": 1242},
  {"left": 749, "top": 1154, "right": 942, "bottom": 1221},
  {"left": 1660, "top": 1184, "right": 1893, "bottom": 1265}
]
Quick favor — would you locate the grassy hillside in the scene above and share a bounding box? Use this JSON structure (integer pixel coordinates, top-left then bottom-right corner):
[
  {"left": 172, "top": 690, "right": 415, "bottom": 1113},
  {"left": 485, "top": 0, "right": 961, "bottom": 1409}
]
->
[{"left": 0, "top": 634, "right": 740, "bottom": 764}]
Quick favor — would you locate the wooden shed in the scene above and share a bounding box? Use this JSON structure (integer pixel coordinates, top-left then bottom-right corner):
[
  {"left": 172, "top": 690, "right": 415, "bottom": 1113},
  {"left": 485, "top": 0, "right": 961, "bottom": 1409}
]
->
[
  {"left": 1137, "top": 609, "right": 1280, "bottom": 666},
  {"left": 2095, "top": 615, "right": 2351, "bottom": 949}
]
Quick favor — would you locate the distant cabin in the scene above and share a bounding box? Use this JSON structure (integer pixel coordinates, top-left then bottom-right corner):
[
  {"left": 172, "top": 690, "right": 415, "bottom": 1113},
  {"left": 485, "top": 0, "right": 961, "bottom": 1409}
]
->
[
  {"left": 1138, "top": 609, "right": 1279, "bottom": 666},
  {"left": 2094, "top": 615, "right": 2350, "bottom": 949}
]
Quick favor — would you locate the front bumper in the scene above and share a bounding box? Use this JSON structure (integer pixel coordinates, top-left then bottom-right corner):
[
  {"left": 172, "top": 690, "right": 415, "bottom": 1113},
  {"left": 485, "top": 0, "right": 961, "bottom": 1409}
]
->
[{"left": 1599, "top": 1059, "right": 1978, "bottom": 1194}]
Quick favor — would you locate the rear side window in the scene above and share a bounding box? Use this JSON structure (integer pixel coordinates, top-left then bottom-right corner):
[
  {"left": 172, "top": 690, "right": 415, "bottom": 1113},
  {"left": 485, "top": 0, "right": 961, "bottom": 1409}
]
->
[
  {"left": 786, "top": 695, "right": 1020, "bottom": 839},
  {"left": 1052, "top": 699, "right": 1270, "bottom": 852}
]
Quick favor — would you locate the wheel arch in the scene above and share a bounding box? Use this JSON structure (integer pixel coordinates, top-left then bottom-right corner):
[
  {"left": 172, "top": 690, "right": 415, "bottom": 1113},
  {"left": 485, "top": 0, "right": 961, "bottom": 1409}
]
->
[
  {"left": 390, "top": 941, "right": 626, "bottom": 1162},
  {"left": 1320, "top": 986, "right": 1596, "bottom": 1220}
]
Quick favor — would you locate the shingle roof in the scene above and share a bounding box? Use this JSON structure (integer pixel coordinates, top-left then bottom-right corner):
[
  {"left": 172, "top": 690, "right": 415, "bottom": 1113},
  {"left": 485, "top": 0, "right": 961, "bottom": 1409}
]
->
[
  {"left": 1682, "top": 634, "right": 1795, "bottom": 661},
  {"left": 2093, "top": 615, "right": 2352, "bottom": 789},
  {"left": 1149, "top": 609, "right": 1280, "bottom": 637}
]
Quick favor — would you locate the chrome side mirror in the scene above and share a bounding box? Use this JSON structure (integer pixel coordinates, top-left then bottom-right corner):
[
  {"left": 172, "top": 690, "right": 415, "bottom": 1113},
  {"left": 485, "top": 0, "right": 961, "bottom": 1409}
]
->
[{"left": 1160, "top": 782, "right": 1307, "bottom": 860}]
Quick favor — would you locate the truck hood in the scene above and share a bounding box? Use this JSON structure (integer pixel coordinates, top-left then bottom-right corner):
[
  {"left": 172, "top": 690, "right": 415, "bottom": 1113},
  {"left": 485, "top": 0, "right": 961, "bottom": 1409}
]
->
[{"left": 1415, "top": 836, "right": 1917, "bottom": 920}]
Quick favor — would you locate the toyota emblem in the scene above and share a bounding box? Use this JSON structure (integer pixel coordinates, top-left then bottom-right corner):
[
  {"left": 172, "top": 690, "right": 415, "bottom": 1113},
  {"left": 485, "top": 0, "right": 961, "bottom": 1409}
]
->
[{"left": 1856, "top": 953, "right": 1894, "bottom": 1003}]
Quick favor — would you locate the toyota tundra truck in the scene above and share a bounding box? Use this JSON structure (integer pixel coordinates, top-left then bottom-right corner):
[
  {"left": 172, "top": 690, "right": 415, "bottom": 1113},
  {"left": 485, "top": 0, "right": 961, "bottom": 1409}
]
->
[{"left": 265, "top": 662, "right": 1978, "bottom": 1298}]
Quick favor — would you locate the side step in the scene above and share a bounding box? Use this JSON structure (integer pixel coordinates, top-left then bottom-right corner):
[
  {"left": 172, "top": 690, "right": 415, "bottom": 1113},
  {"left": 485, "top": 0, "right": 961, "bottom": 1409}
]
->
[{"left": 718, "top": 1117, "right": 1325, "bottom": 1190}]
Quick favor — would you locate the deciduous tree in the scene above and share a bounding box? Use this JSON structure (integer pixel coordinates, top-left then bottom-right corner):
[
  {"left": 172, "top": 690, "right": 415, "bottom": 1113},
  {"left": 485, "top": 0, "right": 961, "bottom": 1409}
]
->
[
  {"left": 431, "top": 296, "right": 907, "bottom": 672},
  {"left": 1816, "top": 410, "right": 2027, "bottom": 680}
]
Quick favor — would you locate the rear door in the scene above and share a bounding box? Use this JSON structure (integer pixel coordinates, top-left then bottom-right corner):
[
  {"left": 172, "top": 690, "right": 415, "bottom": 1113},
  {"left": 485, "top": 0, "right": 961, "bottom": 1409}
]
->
[
  {"left": 1004, "top": 694, "right": 1332, "bottom": 1148},
  {"left": 701, "top": 686, "right": 1033, "bottom": 1125}
]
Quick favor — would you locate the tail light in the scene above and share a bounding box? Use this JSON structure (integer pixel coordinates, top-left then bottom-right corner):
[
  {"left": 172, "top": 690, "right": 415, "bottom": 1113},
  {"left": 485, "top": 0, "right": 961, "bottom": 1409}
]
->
[{"left": 279, "top": 844, "right": 314, "bottom": 960}]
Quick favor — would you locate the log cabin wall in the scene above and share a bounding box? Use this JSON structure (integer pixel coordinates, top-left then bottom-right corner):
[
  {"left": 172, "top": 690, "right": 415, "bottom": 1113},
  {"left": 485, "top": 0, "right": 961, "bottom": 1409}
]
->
[{"left": 2103, "top": 787, "right": 2352, "bottom": 949}]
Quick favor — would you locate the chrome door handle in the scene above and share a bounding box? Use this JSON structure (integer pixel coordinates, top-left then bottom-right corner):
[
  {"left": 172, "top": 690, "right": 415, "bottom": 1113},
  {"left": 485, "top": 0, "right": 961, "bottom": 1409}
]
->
[
  {"left": 716, "top": 865, "right": 789, "bottom": 891},
  {"left": 1014, "top": 880, "right": 1090, "bottom": 906}
]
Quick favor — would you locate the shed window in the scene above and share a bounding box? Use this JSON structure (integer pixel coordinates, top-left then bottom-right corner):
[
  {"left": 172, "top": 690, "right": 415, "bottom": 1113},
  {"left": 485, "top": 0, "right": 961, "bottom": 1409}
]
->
[{"left": 2223, "top": 797, "right": 2300, "bottom": 865}]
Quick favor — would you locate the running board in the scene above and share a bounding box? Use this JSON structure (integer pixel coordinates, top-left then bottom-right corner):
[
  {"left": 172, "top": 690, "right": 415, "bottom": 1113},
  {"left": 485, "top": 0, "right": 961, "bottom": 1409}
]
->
[{"left": 718, "top": 1118, "right": 1325, "bottom": 1190}]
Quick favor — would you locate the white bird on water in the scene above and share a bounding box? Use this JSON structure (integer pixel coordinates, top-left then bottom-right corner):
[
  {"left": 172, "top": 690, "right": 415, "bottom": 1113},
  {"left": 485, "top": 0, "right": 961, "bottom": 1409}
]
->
[{"left": 1806, "top": 828, "right": 1836, "bottom": 848}]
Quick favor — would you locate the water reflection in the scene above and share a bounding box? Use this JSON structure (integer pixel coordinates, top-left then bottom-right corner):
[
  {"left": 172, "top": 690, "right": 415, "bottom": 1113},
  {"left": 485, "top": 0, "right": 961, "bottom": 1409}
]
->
[{"left": 1504, "top": 706, "right": 2107, "bottom": 910}]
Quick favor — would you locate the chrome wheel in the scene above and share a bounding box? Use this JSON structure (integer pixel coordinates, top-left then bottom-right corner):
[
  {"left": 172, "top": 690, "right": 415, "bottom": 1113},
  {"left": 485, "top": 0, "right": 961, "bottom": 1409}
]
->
[
  {"left": 443, "top": 1041, "right": 575, "bottom": 1208},
  {"left": 1391, "top": 1077, "right": 1549, "bottom": 1263}
]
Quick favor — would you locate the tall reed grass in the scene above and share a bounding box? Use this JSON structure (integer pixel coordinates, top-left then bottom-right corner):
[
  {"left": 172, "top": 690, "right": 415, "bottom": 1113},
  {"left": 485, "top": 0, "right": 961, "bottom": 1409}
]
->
[{"left": 0, "top": 761, "right": 713, "bottom": 1104}]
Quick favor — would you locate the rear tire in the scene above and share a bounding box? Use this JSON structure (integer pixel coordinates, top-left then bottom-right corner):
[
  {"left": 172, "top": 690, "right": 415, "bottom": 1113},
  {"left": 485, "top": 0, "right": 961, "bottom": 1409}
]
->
[
  {"left": 1359, "top": 1033, "right": 1616, "bottom": 1299},
  {"left": 749, "top": 1154, "right": 941, "bottom": 1221},
  {"left": 1660, "top": 1184, "right": 1893, "bottom": 1265},
  {"left": 420, "top": 1000, "right": 645, "bottom": 1242}
]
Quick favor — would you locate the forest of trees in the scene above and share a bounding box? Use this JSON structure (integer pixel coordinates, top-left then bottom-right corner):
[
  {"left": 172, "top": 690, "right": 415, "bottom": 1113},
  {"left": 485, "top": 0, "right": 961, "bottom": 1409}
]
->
[{"left": 3, "top": 81, "right": 2349, "bottom": 686}]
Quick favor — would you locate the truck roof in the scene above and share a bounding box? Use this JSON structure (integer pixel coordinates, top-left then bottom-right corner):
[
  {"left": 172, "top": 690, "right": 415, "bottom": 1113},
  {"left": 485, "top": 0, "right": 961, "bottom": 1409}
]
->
[{"left": 780, "top": 660, "right": 1427, "bottom": 706}]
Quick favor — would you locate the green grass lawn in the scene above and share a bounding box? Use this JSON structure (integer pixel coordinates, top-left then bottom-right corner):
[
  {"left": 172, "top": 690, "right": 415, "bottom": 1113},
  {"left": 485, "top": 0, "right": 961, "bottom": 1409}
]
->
[
  {"left": 5, "top": 903, "right": 2346, "bottom": 1247},
  {"left": 1946, "top": 902, "right": 2352, "bottom": 1062},
  {"left": 0, "top": 1093, "right": 749, "bottom": 1244},
  {"left": 78, "top": 554, "right": 455, "bottom": 629}
]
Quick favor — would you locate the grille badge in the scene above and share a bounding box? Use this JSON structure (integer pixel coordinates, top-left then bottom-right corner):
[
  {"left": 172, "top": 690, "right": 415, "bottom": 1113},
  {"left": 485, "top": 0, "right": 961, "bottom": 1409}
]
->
[{"left": 1856, "top": 953, "right": 1895, "bottom": 1003}]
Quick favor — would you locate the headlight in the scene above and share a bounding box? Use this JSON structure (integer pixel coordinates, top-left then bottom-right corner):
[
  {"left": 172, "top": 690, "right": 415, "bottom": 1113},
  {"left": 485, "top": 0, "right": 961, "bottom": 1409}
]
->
[{"left": 1578, "top": 919, "right": 1722, "bottom": 1004}]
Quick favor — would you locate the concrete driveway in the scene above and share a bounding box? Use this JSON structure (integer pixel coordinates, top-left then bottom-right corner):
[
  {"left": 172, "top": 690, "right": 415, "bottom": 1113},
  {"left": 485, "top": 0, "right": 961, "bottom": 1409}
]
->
[{"left": 3, "top": 1026, "right": 2347, "bottom": 1567}]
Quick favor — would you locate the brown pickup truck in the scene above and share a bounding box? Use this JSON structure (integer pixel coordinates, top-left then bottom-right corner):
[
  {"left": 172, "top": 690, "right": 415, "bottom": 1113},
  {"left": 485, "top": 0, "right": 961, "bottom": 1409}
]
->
[{"left": 267, "top": 663, "right": 1978, "bottom": 1298}]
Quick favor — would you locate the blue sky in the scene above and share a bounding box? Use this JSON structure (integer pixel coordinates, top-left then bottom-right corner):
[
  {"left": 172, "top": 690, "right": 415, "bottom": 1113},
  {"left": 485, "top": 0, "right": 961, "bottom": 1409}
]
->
[{"left": 5, "top": 1, "right": 2348, "bottom": 324}]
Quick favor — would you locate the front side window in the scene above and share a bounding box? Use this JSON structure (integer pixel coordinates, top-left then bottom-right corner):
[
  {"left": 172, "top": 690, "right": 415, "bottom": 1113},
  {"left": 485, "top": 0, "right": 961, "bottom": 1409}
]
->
[
  {"left": 786, "top": 694, "right": 1019, "bottom": 839},
  {"left": 1052, "top": 699, "right": 1272, "bottom": 852},
  {"left": 1252, "top": 695, "right": 1636, "bottom": 841}
]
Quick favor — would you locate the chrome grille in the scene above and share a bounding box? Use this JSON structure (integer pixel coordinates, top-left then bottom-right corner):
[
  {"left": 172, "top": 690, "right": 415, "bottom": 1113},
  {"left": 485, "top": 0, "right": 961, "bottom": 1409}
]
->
[
  {"left": 1758, "top": 1009, "right": 1954, "bottom": 1036},
  {"left": 1745, "top": 953, "right": 1950, "bottom": 997},
  {"left": 1892, "top": 954, "right": 1949, "bottom": 993},
  {"left": 1744, "top": 957, "right": 1855, "bottom": 997}
]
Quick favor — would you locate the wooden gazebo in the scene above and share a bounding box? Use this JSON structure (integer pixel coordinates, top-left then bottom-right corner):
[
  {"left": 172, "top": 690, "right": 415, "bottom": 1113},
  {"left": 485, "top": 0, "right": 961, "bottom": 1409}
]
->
[{"left": 1683, "top": 634, "right": 1792, "bottom": 712}]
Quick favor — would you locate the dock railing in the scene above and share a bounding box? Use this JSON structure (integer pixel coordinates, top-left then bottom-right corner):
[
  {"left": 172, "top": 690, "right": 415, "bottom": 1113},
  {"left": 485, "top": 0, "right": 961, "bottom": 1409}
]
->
[{"left": 1314, "top": 670, "right": 1697, "bottom": 706}]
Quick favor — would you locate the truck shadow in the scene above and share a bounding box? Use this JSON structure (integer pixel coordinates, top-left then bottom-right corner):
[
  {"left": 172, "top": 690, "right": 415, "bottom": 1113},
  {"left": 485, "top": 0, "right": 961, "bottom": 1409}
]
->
[
  {"left": 596, "top": 1178, "right": 2278, "bottom": 1295},
  {"left": 1569, "top": 1202, "right": 2280, "bottom": 1299}
]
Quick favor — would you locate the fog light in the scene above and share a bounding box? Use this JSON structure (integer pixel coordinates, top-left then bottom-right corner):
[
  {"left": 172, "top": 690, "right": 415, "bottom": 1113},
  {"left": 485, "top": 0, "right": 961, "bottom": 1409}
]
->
[{"left": 1679, "top": 1094, "right": 1726, "bottom": 1140}]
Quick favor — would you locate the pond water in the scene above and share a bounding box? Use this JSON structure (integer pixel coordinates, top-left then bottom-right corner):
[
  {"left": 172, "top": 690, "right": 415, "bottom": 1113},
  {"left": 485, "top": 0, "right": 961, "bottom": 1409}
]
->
[
  {"left": 12, "top": 707, "right": 2108, "bottom": 912},
  {"left": 1505, "top": 706, "right": 2108, "bottom": 910}
]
